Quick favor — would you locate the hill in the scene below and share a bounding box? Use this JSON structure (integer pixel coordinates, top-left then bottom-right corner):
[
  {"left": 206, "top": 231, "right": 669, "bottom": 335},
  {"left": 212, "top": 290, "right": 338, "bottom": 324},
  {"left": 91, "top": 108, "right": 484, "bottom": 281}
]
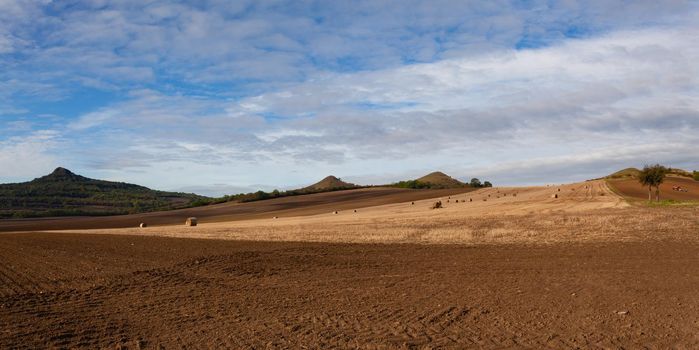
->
[
  {"left": 391, "top": 171, "right": 472, "bottom": 189},
  {"left": 666, "top": 168, "right": 695, "bottom": 178},
  {"left": 187, "top": 175, "right": 363, "bottom": 205},
  {"left": 0, "top": 167, "right": 208, "bottom": 219},
  {"left": 416, "top": 171, "right": 468, "bottom": 188},
  {"left": 301, "top": 176, "right": 358, "bottom": 192},
  {"left": 606, "top": 168, "right": 641, "bottom": 179},
  {"left": 607, "top": 167, "right": 694, "bottom": 179}
]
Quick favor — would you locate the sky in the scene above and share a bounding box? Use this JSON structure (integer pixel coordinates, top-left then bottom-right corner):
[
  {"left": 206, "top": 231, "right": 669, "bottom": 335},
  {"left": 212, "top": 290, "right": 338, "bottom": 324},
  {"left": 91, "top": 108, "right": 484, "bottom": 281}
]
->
[{"left": 1, "top": 0, "right": 698, "bottom": 196}]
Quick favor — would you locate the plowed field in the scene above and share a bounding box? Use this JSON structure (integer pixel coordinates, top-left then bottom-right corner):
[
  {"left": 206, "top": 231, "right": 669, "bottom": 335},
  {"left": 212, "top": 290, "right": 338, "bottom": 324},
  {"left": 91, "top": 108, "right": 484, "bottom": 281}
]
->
[
  {"left": 1, "top": 233, "right": 697, "bottom": 349},
  {"left": 608, "top": 176, "right": 699, "bottom": 201}
]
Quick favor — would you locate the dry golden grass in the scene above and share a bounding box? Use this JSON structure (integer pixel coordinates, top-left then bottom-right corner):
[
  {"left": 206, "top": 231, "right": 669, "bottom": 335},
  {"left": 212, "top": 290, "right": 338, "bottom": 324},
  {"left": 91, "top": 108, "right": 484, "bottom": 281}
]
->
[
  {"left": 63, "top": 206, "right": 699, "bottom": 245},
  {"left": 52, "top": 180, "right": 699, "bottom": 245}
]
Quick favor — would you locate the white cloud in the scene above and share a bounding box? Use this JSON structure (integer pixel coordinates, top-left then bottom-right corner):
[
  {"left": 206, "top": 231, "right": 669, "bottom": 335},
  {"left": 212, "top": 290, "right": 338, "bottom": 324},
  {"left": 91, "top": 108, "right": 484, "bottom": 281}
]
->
[
  {"left": 0, "top": 130, "right": 61, "bottom": 181},
  {"left": 2, "top": 0, "right": 696, "bottom": 96},
  {"left": 46, "top": 22, "right": 697, "bottom": 189},
  {"left": 1, "top": 1, "right": 698, "bottom": 189}
]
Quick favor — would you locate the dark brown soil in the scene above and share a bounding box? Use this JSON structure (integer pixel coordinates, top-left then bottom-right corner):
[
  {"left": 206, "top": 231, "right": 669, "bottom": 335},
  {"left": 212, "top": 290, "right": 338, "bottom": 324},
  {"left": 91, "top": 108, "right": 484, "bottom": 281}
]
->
[
  {"left": 1, "top": 233, "right": 697, "bottom": 349},
  {"left": 0, "top": 187, "right": 474, "bottom": 232}
]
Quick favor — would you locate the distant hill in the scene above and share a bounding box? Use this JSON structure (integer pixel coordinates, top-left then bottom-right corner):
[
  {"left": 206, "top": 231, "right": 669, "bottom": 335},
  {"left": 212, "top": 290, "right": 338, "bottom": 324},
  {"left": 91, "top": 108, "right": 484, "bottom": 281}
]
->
[
  {"left": 392, "top": 171, "right": 471, "bottom": 189},
  {"left": 0, "top": 167, "right": 208, "bottom": 219},
  {"left": 666, "top": 168, "right": 694, "bottom": 178},
  {"left": 606, "top": 168, "right": 641, "bottom": 179},
  {"left": 606, "top": 167, "right": 693, "bottom": 180},
  {"left": 300, "top": 176, "right": 358, "bottom": 192},
  {"left": 416, "top": 172, "right": 468, "bottom": 188},
  {"left": 205, "top": 175, "right": 363, "bottom": 204}
]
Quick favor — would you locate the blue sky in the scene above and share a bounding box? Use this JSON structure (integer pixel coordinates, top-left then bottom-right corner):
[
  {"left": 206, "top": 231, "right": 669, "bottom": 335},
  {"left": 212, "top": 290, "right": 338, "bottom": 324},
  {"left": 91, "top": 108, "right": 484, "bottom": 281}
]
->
[{"left": 1, "top": 0, "right": 698, "bottom": 196}]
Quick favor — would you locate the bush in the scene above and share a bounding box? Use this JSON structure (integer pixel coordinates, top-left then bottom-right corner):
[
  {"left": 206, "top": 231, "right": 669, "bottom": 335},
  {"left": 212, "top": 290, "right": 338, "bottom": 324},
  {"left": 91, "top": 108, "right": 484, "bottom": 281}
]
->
[{"left": 694, "top": 171, "right": 699, "bottom": 181}]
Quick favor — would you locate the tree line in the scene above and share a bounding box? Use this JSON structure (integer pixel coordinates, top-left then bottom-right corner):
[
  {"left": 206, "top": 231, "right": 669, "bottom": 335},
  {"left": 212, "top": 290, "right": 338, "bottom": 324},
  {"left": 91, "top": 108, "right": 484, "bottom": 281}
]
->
[{"left": 468, "top": 178, "right": 493, "bottom": 188}]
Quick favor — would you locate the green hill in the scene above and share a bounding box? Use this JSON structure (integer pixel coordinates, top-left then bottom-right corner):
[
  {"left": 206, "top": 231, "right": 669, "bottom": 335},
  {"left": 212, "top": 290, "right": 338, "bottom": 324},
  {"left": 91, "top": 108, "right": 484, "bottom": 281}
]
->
[{"left": 0, "top": 167, "right": 208, "bottom": 219}]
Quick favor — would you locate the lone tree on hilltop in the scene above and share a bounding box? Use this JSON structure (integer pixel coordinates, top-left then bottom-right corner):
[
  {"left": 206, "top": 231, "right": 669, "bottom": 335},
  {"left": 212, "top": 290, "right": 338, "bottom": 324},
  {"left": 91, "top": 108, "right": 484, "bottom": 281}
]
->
[{"left": 638, "top": 164, "right": 667, "bottom": 202}]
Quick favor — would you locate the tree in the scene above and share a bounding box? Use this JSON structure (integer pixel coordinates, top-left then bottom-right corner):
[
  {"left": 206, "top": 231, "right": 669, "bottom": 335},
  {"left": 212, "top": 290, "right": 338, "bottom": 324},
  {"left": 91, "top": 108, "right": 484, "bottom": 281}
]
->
[
  {"left": 469, "top": 178, "right": 482, "bottom": 188},
  {"left": 638, "top": 164, "right": 667, "bottom": 202},
  {"left": 253, "top": 190, "right": 270, "bottom": 200},
  {"left": 393, "top": 180, "right": 429, "bottom": 189},
  {"left": 483, "top": 181, "right": 493, "bottom": 188},
  {"left": 694, "top": 171, "right": 699, "bottom": 181}
]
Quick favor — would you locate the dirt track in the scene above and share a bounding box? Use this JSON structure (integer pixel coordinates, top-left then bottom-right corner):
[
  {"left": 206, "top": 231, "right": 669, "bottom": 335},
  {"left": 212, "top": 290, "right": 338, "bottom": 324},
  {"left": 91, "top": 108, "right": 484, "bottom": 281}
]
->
[
  {"left": 0, "top": 187, "right": 474, "bottom": 232},
  {"left": 1, "top": 232, "right": 697, "bottom": 349}
]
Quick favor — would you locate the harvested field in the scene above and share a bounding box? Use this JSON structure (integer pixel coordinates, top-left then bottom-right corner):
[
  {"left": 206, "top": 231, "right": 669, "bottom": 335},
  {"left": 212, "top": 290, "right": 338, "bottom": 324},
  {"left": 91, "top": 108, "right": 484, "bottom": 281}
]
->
[
  {"left": 2, "top": 179, "right": 698, "bottom": 348},
  {"left": 60, "top": 204, "right": 699, "bottom": 245},
  {"left": 1, "top": 233, "right": 698, "bottom": 349},
  {"left": 5, "top": 180, "right": 628, "bottom": 240},
  {"left": 0, "top": 187, "right": 474, "bottom": 232},
  {"left": 51, "top": 180, "right": 654, "bottom": 244},
  {"left": 608, "top": 176, "right": 699, "bottom": 201}
]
